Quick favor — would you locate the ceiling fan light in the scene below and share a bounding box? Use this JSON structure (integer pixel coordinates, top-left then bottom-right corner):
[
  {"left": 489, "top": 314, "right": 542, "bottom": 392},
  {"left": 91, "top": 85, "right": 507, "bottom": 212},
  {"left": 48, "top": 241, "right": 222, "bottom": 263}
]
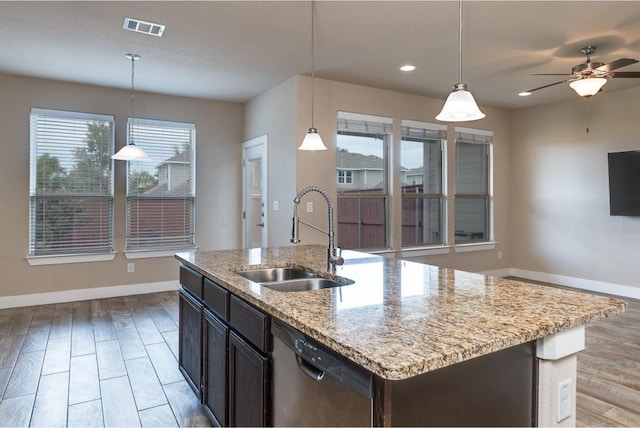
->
[
  {"left": 436, "top": 83, "right": 486, "bottom": 122},
  {"left": 298, "top": 128, "right": 327, "bottom": 150},
  {"left": 569, "top": 77, "right": 607, "bottom": 98},
  {"left": 112, "top": 141, "right": 150, "bottom": 161}
]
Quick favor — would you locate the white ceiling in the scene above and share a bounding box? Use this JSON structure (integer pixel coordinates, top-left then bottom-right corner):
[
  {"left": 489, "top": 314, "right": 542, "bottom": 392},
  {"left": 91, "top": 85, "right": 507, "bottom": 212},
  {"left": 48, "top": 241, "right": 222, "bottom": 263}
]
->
[{"left": 2, "top": 1, "right": 640, "bottom": 111}]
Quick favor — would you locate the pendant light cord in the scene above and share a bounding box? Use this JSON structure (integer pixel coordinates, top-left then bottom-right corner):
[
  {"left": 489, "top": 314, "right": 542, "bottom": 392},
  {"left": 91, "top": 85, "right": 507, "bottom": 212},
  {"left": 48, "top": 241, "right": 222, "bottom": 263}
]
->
[
  {"left": 310, "top": 0, "right": 316, "bottom": 129},
  {"left": 131, "top": 55, "right": 135, "bottom": 125},
  {"left": 458, "top": 0, "right": 463, "bottom": 84}
]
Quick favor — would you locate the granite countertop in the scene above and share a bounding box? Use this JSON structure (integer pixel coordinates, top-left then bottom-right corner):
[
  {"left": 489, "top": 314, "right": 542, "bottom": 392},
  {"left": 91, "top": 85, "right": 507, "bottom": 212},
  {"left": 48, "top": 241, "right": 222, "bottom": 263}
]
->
[{"left": 175, "top": 245, "right": 627, "bottom": 381}]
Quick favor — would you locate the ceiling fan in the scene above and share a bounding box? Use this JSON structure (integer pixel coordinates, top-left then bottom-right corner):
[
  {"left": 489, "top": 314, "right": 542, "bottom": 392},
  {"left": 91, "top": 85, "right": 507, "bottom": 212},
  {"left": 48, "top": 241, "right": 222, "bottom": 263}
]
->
[{"left": 521, "top": 45, "right": 640, "bottom": 98}]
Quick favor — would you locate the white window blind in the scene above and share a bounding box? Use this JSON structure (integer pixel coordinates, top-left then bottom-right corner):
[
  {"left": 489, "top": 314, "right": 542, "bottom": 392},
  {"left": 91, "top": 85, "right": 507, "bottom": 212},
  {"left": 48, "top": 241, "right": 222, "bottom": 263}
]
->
[
  {"left": 454, "top": 127, "right": 493, "bottom": 243},
  {"left": 126, "top": 119, "right": 196, "bottom": 251},
  {"left": 29, "top": 109, "right": 114, "bottom": 256}
]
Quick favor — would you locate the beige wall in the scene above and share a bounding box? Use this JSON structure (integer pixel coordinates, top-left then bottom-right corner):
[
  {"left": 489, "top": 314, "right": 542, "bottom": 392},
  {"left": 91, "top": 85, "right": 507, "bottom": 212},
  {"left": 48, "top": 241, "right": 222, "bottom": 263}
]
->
[
  {"left": 0, "top": 73, "right": 243, "bottom": 299},
  {"left": 244, "top": 78, "right": 298, "bottom": 247},
  {"left": 510, "top": 87, "right": 640, "bottom": 289},
  {"left": 292, "top": 76, "right": 513, "bottom": 273},
  {"left": 4, "top": 68, "right": 638, "bottom": 302}
]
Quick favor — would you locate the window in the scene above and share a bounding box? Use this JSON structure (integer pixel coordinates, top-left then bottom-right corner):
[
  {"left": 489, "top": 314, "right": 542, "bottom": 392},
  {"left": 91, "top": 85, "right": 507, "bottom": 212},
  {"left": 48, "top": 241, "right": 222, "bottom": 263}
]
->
[
  {"left": 336, "top": 112, "right": 391, "bottom": 250},
  {"left": 126, "top": 119, "right": 196, "bottom": 251},
  {"left": 454, "top": 127, "right": 492, "bottom": 243},
  {"left": 337, "top": 170, "right": 353, "bottom": 184},
  {"left": 401, "top": 121, "right": 446, "bottom": 247},
  {"left": 29, "top": 109, "right": 114, "bottom": 256}
]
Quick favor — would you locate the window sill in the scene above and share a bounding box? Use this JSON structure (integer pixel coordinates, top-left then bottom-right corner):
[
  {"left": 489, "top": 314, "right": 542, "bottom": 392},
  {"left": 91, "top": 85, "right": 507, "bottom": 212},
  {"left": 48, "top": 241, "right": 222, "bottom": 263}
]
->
[
  {"left": 125, "top": 247, "right": 197, "bottom": 259},
  {"left": 26, "top": 252, "right": 117, "bottom": 266},
  {"left": 400, "top": 246, "right": 451, "bottom": 258},
  {"left": 454, "top": 241, "right": 497, "bottom": 253}
]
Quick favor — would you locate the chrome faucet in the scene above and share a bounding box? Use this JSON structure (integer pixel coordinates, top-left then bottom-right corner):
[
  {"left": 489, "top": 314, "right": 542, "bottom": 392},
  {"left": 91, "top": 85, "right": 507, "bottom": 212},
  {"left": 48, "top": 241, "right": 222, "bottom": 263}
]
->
[{"left": 291, "top": 186, "right": 344, "bottom": 272}]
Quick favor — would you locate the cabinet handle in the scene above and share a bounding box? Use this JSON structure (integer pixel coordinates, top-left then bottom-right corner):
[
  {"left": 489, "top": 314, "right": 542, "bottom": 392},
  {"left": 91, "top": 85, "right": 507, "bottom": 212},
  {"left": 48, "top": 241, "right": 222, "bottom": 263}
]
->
[{"left": 295, "top": 355, "right": 325, "bottom": 381}]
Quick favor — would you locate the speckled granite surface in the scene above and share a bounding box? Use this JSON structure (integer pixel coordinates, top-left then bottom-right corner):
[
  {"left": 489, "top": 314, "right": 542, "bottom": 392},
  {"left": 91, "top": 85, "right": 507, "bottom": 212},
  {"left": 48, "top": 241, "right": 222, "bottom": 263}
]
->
[{"left": 176, "top": 245, "right": 627, "bottom": 381}]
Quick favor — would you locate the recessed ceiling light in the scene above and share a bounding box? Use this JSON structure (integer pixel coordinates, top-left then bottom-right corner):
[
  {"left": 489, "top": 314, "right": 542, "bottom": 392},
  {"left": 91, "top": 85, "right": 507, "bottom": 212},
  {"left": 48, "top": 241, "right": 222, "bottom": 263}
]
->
[
  {"left": 123, "top": 17, "right": 165, "bottom": 37},
  {"left": 400, "top": 65, "right": 416, "bottom": 72},
  {"left": 518, "top": 91, "right": 532, "bottom": 97}
]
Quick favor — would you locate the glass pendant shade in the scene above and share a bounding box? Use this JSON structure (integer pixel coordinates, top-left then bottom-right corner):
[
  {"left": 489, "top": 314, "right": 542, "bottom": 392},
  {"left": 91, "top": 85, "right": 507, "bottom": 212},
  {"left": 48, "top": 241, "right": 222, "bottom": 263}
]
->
[
  {"left": 112, "top": 141, "right": 149, "bottom": 161},
  {"left": 298, "top": 1, "right": 327, "bottom": 151},
  {"left": 436, "top": 83, "right": 486, "bottom": 122},
  {"left": 569, "top": 77, "right": 607, "bottom": 98},
  {"left": 298, "top": 127, "right": 327, "bottom": 150}
]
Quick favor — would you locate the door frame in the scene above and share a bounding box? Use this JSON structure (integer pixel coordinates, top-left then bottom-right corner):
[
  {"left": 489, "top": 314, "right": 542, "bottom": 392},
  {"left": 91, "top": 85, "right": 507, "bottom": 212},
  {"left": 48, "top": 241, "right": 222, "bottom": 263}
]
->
[{"left": 242, "top": 135, "right": 268, "bottom": 249}]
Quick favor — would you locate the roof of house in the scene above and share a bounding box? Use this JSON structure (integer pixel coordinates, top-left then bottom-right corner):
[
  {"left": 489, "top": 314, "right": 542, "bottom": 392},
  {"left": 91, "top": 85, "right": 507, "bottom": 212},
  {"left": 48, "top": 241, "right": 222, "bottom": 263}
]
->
[
  {"left": 141, "top": 179, "right": 192, "bottom": 197},
  {"left": 336, "top": 151, "right": 384, "bottom": 170}
]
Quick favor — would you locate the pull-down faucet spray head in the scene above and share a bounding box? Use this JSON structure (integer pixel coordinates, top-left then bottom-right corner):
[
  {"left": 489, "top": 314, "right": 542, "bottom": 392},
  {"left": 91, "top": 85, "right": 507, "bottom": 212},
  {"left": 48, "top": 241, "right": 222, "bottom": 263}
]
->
[{"left": 291, "top": 203, "right": 301, "bottom": 244}]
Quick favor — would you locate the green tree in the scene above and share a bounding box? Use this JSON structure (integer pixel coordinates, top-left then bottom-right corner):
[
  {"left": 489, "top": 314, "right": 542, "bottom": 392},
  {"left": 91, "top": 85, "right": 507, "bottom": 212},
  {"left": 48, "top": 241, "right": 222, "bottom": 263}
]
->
[
  {"left": 68, "top": 121, "right": 112, "bottom": 193},
  {"left": 129, "top": 170, "right": 158, "bottom": 194},
  {"left": 35, "top": 153, "right": 66, "bottom": 192}
]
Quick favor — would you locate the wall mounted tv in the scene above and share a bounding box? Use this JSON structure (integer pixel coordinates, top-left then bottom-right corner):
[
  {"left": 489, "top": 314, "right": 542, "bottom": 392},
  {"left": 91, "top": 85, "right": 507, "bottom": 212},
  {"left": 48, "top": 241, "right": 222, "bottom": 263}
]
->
[{"left": 608, "top": 150, "right": 640, "bottom": 216}]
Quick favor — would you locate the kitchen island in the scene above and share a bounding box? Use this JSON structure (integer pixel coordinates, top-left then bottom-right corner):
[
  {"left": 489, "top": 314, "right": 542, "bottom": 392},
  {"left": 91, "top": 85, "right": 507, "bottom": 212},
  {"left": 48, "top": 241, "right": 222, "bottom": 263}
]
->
[{"left": 176, "top": 245, "right": 626, "bottom": 427}]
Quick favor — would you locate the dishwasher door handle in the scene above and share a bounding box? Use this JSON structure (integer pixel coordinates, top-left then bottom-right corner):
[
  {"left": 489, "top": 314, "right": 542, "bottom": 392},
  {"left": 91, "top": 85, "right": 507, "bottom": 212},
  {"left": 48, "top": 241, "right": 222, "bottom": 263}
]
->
[{"left": 296, "top": 355, "right": 325, "bottom": 381}]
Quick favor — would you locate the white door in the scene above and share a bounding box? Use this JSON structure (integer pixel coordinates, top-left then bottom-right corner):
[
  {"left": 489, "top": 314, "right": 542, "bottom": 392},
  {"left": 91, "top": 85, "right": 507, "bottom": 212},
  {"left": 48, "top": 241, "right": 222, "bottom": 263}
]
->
[{"left": 242, "top": 136, "right": 267, "bottom": 249}]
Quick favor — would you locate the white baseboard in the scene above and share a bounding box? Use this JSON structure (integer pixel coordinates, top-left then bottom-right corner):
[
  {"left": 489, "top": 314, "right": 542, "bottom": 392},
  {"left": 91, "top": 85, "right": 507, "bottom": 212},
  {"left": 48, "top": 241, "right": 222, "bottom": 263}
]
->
[
  {"left": 488, "top": 268, "right": 640, "bottom": 300},
  {"left": 0, "top": 280, "right": 181, "bottom": 309}
]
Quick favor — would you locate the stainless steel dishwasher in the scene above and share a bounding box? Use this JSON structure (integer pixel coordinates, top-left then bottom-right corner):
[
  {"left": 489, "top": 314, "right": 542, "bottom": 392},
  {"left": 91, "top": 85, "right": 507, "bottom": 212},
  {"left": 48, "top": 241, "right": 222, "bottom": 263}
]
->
[{"left": 271, "top": 320, "right": 373, "bottom": 427}]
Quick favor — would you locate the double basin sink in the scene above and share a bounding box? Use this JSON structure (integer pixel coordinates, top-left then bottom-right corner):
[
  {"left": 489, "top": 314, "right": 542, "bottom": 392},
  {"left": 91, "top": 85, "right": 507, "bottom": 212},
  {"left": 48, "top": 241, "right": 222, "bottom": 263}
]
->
[{"left": 235, "top": 267, "right": 354, "bottom": 292}]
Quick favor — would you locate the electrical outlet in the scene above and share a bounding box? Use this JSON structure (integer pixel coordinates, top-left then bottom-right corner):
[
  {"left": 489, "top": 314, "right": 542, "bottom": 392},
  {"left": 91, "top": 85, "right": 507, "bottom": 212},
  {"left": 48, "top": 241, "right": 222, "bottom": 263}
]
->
[
  {"left": 272, "top": 200, "right": 279, "bottom": 211},
  {"left": 557, "top": 378, "right": 572, "bottom": 422},
  {"left": 306, "top": 201, "right": 313, "bottom": 213},
  {"left": 127, "top": 262, "right": 135, "bottom": 273},
  {"left": 497, "top": 251, "right": 503, "bottom": 260}
]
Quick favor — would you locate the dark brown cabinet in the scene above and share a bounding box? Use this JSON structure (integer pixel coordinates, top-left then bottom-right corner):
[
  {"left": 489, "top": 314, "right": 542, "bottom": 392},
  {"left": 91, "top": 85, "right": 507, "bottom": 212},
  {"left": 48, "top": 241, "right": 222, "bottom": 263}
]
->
[
  {"left": 203, "top": 309, "right": 229, "bottom": 427},
  {"left": 228, "top": 330, "right": 271, "bottom": 427},
  {"left": 179, "top": 288, "right": 203, "bottom": 398},
  {"left": 179, "top": 265, "right": 271, "bottom": 427}
]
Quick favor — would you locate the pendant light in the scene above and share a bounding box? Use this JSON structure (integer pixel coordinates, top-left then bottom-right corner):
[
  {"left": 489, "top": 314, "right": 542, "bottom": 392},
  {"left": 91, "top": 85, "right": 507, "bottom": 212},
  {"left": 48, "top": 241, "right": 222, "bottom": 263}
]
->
[
  {"left": 112, "top": 53, "right": 149, "bottom": 161},
  {"left": 298, "top": 0, "right": 327, "bottom": 151},
  {"left": 436, "top": 0, "right": 485, "bottom": 122}
]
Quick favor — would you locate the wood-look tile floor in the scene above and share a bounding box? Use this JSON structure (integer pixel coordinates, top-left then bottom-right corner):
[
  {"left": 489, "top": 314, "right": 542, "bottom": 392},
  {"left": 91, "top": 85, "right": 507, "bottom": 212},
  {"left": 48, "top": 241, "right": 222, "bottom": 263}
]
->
[
  {"left": 0, "top": 291, "right": 212, "bottom": 427},
  {"left": 576, "top": 297, "right": 640, "bottom": 427},
  {"left": 0, "top": 289, "right": 638, "bottom": 427}
]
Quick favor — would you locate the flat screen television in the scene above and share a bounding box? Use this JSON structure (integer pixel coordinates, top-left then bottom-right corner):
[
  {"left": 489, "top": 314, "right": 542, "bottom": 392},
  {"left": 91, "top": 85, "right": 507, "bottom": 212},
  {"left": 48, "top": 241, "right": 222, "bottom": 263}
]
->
[{"left": 608, "top": 150, "right": 640, "bottom": 216}]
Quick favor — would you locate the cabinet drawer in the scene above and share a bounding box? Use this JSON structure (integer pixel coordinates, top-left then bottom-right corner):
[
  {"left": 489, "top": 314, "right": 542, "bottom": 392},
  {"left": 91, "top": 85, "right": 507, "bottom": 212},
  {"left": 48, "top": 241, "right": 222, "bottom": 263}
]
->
[
  {"left": 204, "top": 278, "right": 229, "bottom": 321},
  {"left": 229, "top": 295, "right": 270, "bottom": 353},
  {"left": 180, "top": 264, "right": 203, "bottom": 300}
]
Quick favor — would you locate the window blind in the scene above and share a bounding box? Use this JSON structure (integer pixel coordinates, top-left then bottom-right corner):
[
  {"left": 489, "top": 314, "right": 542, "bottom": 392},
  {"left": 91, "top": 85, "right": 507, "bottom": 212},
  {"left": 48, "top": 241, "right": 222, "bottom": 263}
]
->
[
  {"left": 126, "top": 119, "right": 196, "bottom": 251},
  {"left": 29, "top": 109, "right": 114, "bottom": 256}
]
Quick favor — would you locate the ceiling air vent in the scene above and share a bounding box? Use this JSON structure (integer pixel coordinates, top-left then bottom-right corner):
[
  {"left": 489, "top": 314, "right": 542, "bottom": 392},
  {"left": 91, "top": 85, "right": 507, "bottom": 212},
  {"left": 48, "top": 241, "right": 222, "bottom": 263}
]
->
[{"left": 123, "top": 17, "right": 165, "bottom": 37}]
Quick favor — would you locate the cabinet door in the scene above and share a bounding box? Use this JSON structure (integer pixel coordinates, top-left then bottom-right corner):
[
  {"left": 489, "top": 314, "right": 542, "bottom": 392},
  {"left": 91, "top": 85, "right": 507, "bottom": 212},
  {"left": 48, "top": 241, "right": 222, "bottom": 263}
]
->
[
  {"left": 203, "top": 310, "right": 229, "bottom": 427},
  {"left": 179, "top": 289, "right": 203, "bottom": 398},
  {"left": 228, "top": 331, "right": 270, "bottom": 427}
]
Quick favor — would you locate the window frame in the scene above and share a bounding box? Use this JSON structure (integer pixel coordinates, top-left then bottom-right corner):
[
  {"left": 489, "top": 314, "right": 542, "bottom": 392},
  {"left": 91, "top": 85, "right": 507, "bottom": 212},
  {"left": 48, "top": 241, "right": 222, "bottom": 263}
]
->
[
  {"left": 28, "top": 108, "right": 115, "bottom": 260},
  {"left": 337, "top": 169, "right": 353, "bottom": 184},
  {"left": 453, "top": 127, "right": 493, "bottom": 245},
  {"left": 125, "top": 118, "right": 196, "bottom": 253},
  {"left": 400, "top": 121, "right": 447, "bottom": 249},
  {"left": 336, "top": 112, "right": 391, "bottom": 251}
]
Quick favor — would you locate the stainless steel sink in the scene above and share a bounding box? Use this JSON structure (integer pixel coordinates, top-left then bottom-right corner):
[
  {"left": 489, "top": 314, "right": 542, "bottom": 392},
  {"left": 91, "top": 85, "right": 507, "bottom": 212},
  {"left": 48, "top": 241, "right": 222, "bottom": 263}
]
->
[
  {"left": 235, "top": 267, "right": 354, "bottom": 292},
  {"left": 235, "top": 267, "right": 318, "bottom": 283},
  {"left": 263, "top": 277, "right": 355, "bottom": 292}
]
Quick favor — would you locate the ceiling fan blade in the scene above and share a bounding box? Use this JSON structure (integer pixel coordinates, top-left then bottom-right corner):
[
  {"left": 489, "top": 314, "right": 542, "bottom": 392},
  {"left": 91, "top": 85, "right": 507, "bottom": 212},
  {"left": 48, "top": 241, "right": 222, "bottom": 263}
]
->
[
  {"left": 596, "top": 58, "right": 639, "bottom": 72},
  {"left": 524, "top": 80, "right": 568, "bottom": 93},
  {"left": 611, "top": 71, "right": 640, "bottom": 78}
]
